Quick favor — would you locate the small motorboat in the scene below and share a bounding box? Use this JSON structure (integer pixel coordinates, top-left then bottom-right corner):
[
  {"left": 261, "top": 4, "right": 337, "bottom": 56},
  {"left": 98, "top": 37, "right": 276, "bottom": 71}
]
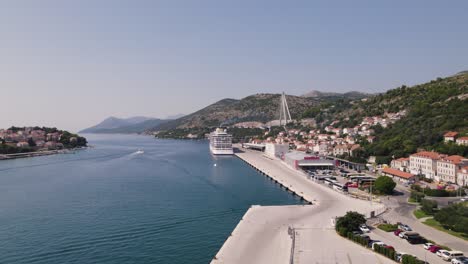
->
[{"left": 135, "top": 149, "right": 144, "bottom": 154}]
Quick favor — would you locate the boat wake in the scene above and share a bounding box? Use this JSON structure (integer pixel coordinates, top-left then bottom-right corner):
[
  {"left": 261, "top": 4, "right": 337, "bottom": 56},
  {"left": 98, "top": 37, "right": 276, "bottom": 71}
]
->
[{"left": 131, "top": 149, "right": 144, "bottom": 155}]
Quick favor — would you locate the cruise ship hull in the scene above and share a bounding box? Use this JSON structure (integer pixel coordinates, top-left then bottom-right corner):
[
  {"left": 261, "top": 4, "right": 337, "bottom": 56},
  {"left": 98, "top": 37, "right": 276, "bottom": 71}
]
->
[
  {"left": 209, "top": 128, "right": 234, "bottom": 155},
  {"left": 210, "top": 146, "right": 234, "bottom": 155}
]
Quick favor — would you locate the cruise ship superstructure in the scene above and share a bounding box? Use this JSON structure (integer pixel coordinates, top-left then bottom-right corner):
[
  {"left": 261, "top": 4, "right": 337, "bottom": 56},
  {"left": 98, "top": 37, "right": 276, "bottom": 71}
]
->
[{"left": 209, "top": 128, "right": 234, "bottom": 155}]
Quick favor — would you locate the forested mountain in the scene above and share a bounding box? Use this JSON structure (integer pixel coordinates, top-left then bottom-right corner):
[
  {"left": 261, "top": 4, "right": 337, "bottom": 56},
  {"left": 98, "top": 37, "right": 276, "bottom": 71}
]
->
[
  {"left": 362, "top": 72, "right": 468, "bottom": 160},
  {"left": 302, "top": 90, "right": 370, "bottom": 100},
  {"left": 309, "top": 72, "right": 468, "bottom": 162}
]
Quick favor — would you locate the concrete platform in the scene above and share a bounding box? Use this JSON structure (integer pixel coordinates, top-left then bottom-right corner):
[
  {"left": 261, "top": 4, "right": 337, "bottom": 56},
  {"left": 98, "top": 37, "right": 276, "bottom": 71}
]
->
[{"left": 211, "top": 150, "right": 387, "bottom": 264}]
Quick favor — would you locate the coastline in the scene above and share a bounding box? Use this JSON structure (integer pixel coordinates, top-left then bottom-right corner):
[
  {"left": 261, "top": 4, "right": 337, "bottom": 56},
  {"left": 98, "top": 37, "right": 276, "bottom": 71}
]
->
[{"left": 0, "top": 146, "right": 88, "bottom": 161}]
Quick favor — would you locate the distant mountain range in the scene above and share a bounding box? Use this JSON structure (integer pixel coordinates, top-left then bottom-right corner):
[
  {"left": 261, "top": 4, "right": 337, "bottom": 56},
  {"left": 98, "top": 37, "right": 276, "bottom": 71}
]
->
[
  {"left": 80, "top": 88, "right": 372, "bottom": 134},
  {"left": 80, "top": 115, "right": 183, "bottom": 134}
]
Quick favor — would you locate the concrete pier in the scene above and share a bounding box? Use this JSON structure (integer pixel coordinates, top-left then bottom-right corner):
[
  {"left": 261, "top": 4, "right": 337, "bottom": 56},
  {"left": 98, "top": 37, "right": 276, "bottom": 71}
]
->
[{"left": 211, "top": 150, "right": 387, "bottom": 264}]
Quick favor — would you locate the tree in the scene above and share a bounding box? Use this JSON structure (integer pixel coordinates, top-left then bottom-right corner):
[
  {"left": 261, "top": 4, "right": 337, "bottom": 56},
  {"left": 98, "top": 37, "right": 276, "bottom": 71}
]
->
[
  {"left": 420, "top": 199, "right": 438, "bottom": 215},
  {"left": 434, "top": 203, "right": 468, "bottom": 235},
  {"left": 374, "top": 176, "right": 396, "bottom": 195},
  {"left": 335, "top": 211, "right": 366, "bottom": 235}
]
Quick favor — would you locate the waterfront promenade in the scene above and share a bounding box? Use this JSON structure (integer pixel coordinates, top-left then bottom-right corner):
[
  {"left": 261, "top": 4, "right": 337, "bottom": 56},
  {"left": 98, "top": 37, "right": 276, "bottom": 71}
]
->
[{"left": 212, "top": 150, "right": 387, "bottom": 264}]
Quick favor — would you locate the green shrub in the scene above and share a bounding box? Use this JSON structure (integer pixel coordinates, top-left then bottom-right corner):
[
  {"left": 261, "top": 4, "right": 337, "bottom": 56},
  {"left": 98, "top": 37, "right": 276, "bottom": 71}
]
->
[
  {"left": 402, "top": 254, "right": 426, "bottom": 264},
  {"left": 420, "top": 199, "right": 438, "bottom": 214},
  {"left": 411, "top": 185, "right": 459, "bottom": 197},
  {"left": 413, "top": 209, "right": 429, "bottom": 219},
  {"left": 434, "top": 203, "right": 468, "bottom": 235},
  {"left": 411, "top": 184, "right": 422, "bottom": 192},
  {"left": 335, "top": 211, "right": 366, "bottom": 232},
  {"left": 377, "top": 223, "right": 398, "bottom": 232},
  {"left": 428, "top": 188, "right": 461, "bottom": 197},
  {"left": 410, "top": 190, "right": 425, "bottom": 203},
  {"left": 374, "top": 244, "right": 396, "bottom": 260},
  {"left": 337, "top": 227, "right": 348, "bottom": 237},
  {"left": 347, "top": 232, "right": 370, "bottom": 247}
]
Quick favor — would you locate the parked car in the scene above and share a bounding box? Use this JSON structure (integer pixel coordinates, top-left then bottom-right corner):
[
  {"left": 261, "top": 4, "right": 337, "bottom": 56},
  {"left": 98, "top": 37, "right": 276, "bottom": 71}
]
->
[
  {"left": 399, "top": 231, "right": 407, "bottom": 238},
  {"left": 359, "top": 224, "right": 370, "bottom": 233},
  {"left": 359, "top": 234, "right": 370, "bottom": 240},
  {"left": 345, "top": 181, "right": 358, "bottom": 188},
  {"left": 429, "top": 245, "right": 442, "bottom": 253},
  {"left": 407, "top": 235, "right": 425, "bottom": 244},
  {"left": 437, "top": 249, "right": 450, "bottom": 258},
  {"left": 423, "top": 243, "right": 434, "bottom": 250},
  {"left": 384, "top": 245, "right": 395, "bottom": 251},
  {"left": 395, "top": 252, "right": 408, "bottom": 262},
  {"left": 398, "top": 224, "right": 412, "bottom": 231},
  {"left": 452, "top": 256, "right": 468, "bottom": 264},
  {"left": 403, "top": 232, "right": 424, "bottom": 244},
  {"left": 442, "top": 251, "right": 464, "bottom": 261},
  {"left": 394, "top": 229, "right": 402, "bottom": 236},
  {"left": 371, "top": 241, "right": 385, "bottom": 250}
]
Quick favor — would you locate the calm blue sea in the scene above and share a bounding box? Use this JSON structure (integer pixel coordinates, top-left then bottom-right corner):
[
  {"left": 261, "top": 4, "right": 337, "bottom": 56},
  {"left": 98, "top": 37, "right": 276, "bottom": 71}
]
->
[{"left": 0, "top": 134, "right": 303, "bottom": 264}]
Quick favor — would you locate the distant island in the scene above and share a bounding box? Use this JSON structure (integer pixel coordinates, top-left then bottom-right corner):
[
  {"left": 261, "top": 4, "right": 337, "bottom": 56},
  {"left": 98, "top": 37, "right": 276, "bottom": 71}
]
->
[{"left": 0, "top": 126, "right": 87, "bottom": 156}]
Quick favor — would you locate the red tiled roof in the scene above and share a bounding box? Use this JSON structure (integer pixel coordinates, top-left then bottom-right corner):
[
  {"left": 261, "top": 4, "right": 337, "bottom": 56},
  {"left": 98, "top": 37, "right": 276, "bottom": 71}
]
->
[
  {"left": 441, "top": 155, "right": 465, "bottom": 164},
  {"left": 350, "top": 144, "right": 361, "bottom": 151},
  {"left": 457, "top": 136, "right": 468, "bottom": 140},
  {"left": 382, "top": 168, "right": 414, "bottom": 179},
  {"left": 396, "top": 157, "right": 410, "bottom": 162},
  {"left": 411, "top": 151, "right": 442, "bottom": 160},
  {"left": 444, "top": 131, "right": 458, "bottom": 137}
]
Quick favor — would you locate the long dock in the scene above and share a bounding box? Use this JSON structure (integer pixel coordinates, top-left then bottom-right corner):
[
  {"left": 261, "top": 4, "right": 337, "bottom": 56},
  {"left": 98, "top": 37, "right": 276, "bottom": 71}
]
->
[
  {"left": 211, "top": 149, "right": 386, "bottom": 264},
  {"left": 236, "top": 152, "right": 314, "bottom": 204}
]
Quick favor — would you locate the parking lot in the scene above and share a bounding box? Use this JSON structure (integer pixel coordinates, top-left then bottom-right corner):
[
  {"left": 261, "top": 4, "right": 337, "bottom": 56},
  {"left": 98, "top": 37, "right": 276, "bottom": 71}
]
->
[
  {"left": 303, "top": 168, "right": 380, "bottom": 202},
  {"left": 368, "top": 227, "right": 446, "bottom": 263}
]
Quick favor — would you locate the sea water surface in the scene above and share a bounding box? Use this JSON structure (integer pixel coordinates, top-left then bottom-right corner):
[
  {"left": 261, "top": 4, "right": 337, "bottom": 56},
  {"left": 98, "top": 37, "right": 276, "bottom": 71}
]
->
[{"left": 0, "top": 134, "right": 304, "bottom": 264}]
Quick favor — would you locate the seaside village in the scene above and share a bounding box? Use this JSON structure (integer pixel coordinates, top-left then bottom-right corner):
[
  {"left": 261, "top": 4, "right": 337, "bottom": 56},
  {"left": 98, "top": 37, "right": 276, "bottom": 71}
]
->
[
  {"left": 238, "top": 112, "right": 468, "bottom": 189},
  {"left": 0, "top": 127, "right": 71, "bottom": 150}
]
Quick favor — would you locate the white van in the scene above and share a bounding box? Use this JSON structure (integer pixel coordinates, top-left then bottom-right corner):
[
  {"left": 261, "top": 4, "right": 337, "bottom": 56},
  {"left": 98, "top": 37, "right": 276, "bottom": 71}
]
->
[{"left": 442, "top": 251, "right": 464, "bottom": 261}]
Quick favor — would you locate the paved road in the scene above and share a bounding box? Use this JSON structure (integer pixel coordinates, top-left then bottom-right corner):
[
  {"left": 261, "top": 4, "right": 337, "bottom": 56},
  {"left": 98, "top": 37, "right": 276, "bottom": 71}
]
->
[
  {"left": 355, "top": 168, "right": 468, "bottom": 253},
  {"left": 381, "top": 190, "right": 468, "bottom": 253}
]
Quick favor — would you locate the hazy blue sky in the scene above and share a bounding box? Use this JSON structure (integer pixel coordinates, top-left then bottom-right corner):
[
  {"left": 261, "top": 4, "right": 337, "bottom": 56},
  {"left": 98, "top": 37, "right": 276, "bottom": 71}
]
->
[{"left": 1, "top": 0, "right": 467, "bottom": 132}]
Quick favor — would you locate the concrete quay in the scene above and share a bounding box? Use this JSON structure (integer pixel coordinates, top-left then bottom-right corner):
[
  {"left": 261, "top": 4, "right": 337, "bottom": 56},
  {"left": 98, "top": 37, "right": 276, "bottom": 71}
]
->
[{"left": 212, "top": 150, "right": 386, "bottom": 264}]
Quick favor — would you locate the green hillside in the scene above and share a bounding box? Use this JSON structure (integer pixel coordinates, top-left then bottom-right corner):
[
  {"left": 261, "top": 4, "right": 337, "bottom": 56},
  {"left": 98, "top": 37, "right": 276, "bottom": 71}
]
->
[{"left": 312, "top": 72, "right": 468, "bottom": 162}]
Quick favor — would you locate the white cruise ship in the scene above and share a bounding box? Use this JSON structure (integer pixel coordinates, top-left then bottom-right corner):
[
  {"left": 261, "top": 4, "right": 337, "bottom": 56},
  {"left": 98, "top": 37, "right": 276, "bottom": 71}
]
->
[{"left": 209, "top": 128, "right": 234, "bottom": 155}]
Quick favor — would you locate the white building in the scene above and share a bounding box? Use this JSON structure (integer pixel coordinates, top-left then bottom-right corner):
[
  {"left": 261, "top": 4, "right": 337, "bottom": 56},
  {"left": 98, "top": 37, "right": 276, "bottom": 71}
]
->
[
  {"left": 456, "top": 136, "right": 468, "bottom": 146},
  {"left": 265, "top": 143, "right": 289, "bottom": 159},
  {"left": 409, "top": 151, "right": 444, "bottom": 179},
  {"left": 436, "top": 155, "right": 467, "bottom": 183},
  {"left": 457, "top": 166, "right": 468, "bottom": 186},
  {"left": 390, "top": 157, "right": 410, "bottom": 172},
  {"left": 333, "top": 144, "right": 349, "bottom": 156},
  {"left": 443, "top": 131, "right": 458, "bottom": 143}
]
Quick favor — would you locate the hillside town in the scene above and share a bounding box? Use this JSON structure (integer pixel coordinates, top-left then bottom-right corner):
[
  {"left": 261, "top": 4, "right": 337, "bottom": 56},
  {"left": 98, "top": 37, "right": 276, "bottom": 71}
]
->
[
  {"left": 242, "top": 123, "right": 468, "bottom": 187},
  {"left": 0, "top": 127, "right": 87, "bottom": 155}
]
